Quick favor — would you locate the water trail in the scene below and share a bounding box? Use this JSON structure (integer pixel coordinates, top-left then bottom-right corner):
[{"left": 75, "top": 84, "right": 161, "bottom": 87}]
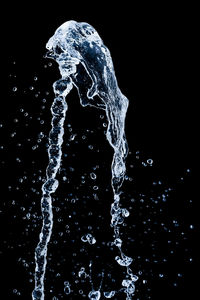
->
[
  {"left": 32, "top": 20, "right": 137, "bottom": 300},
  {"left": 32, "top": 79, "right": 73, "bottom": 300}
]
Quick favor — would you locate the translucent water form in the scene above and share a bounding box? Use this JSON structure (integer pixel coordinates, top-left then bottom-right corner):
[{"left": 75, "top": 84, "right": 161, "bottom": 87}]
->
[{"left": 32, "top": 20, "right": 138, "bottom": 300}]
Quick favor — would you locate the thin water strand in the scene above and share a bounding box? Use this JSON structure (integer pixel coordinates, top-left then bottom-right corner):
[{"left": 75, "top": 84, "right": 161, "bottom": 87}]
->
[{"left": 32, "top": 79, "right": 73, "bottom": 300}]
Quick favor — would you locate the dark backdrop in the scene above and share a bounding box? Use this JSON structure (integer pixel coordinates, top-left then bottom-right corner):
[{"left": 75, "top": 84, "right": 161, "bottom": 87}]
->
[{"left": 1, "top": 2, "right": 198, "bottom": 300}]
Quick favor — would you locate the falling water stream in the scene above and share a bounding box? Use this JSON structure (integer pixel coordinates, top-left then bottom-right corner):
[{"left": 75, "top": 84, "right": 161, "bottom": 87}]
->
[{"left": 32, "top": 20, "right": 138, "bottom": 300}]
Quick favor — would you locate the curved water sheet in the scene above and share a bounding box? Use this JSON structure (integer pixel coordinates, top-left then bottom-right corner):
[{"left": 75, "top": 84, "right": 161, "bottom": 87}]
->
[{"left": 32, "top": 20, "right": 138, "bottom": 300}]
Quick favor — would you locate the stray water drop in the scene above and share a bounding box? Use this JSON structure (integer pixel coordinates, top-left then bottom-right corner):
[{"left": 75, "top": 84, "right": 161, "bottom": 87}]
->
[
  {"left": 90, "top": 172, "right": 97, "bottom": 180},
  {"left": 88, "top": 290, "right": 101, "bottom": 300},
  {"left": 81, "top": 233, "right": 96, "bottom": 245},
  {"left": 104, "top": 291, "right": 116, "bottom": 298}
]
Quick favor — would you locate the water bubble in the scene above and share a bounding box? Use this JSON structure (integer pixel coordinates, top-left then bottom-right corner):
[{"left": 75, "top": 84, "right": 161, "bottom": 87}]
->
[{"left": 12, "top": 87, "right": 17, "bottom": 92}]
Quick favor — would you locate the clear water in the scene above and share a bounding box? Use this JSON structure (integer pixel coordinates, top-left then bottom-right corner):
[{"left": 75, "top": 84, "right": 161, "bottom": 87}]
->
[{"left": 32, "top": 20, "right": 137, "bottom": 300}]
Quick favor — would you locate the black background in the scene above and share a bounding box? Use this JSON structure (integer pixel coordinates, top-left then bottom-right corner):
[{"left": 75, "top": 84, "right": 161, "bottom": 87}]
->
[{"left": 1, "top": 2, "right": 198, "bottom": 300}]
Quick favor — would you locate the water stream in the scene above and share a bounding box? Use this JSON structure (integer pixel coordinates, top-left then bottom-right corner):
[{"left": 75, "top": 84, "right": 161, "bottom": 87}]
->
[{"left": 32, "top": 20, "right": 137, "bottom": 300}]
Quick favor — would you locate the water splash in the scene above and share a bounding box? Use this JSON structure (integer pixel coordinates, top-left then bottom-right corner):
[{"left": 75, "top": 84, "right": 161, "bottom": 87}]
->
[{"left": 32, "top": 20, "right": 137, "bottom": 300}]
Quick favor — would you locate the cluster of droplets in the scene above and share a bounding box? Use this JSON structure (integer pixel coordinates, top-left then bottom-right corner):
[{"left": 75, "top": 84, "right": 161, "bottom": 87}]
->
[{"left": 81, "top": 233, "right": 96, "bottom": 245}]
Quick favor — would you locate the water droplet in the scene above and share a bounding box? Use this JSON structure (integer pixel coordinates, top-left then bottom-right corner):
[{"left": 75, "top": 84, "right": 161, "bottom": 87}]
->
[
  {"left": 122, "top": 208, "right": 130, "bottom": 217},
  {"left": 104, "top": 291, "right": 115, "bottom": 298},
  {"left": 114, "top": 238, "right": 122, "bottom": 247},
  {"left": 90, "top": 172, "right": 97, "bottom": 180},
  {"left": 81, "top": 233, "right": 96, "bottom": 245},
  {"left": 122, "top": 279, "right": 135, "bottom": 294},
  {"left": 63, "top": 281, "right": 71, "bottom": 294},
  {"left": 147, "top": 158, "right": 153, "bottom": 165},
  {"left": 69, "top": 134, "right": 76, "bottom": 141},
  {"left": 115, "top": 254, "right": 133, "bottom": 266},
  {"left": 88, "top": 290, "right": 101, "bottom": 300}
]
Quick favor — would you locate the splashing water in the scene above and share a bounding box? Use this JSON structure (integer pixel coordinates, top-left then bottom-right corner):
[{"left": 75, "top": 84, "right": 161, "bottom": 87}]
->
[{"left": 32, "top": 20, "right": 137, "bottom": 300}]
